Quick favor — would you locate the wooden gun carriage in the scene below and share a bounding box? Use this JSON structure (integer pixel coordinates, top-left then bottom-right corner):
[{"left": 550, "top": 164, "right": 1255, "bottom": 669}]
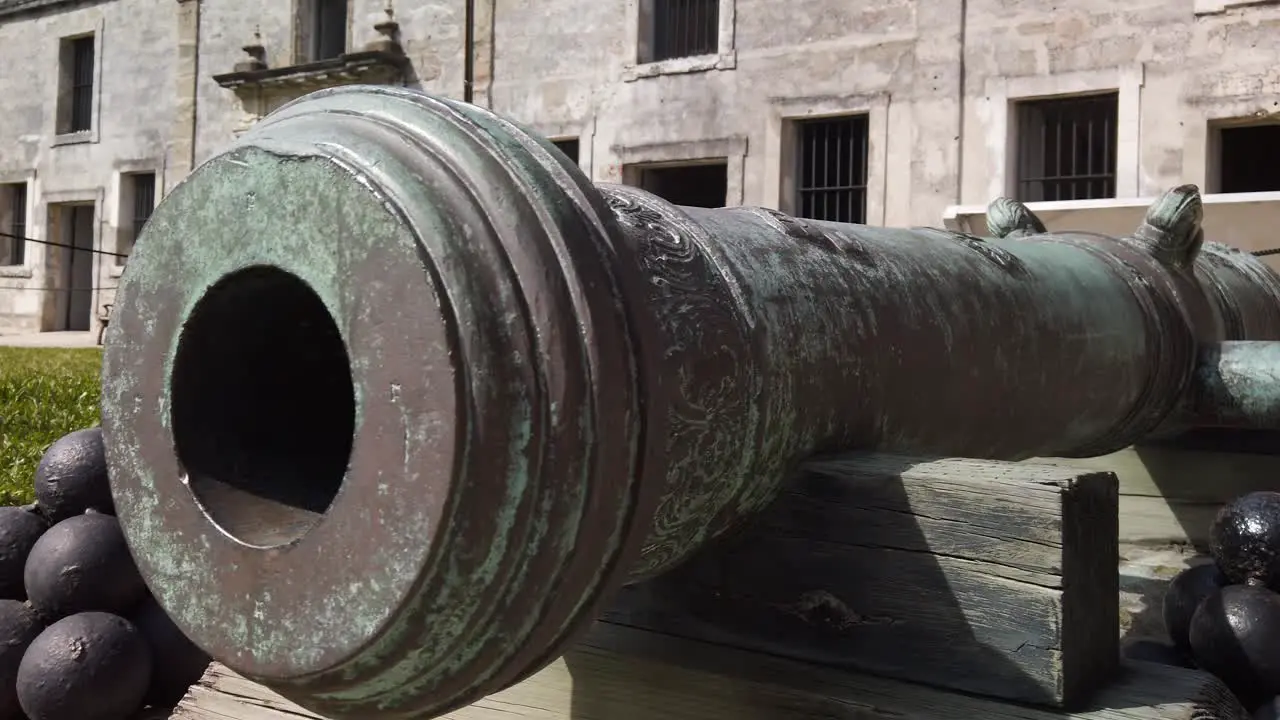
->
[{"left": 99, "top": 86, "right": 1280, "bottom": 720}]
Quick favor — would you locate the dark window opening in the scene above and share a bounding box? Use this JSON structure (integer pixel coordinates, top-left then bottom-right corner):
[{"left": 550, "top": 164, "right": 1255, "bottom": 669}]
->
[
  {"left": 68, "top": 36, "right": 95, "bottom": 133},
  {"left": 119, "top": 173, "right": 156, "bottom": 264},
  {"left": 638, "top": 163, "right": 727, "bottom": 208},
  {"left": 311, "top": 0, "right": 348, "bottom": 61},
  {"left": 650, "top": 0, "right": 718, "bottom": 62},
  {"left": 794, "top": 115, "right": 869, "bottom": 224},
  {"left": 1219, "top": 125, "right": 1280, "bottom": 194},
  {"left": 552, "top": 139, "right": 581, "bottom": 165},
  {"left": 1015, "top": 93, "right": 1118, "bottom": 202},
  {"left": 1, "top": 183, "right": 27, "bottom": 266}
]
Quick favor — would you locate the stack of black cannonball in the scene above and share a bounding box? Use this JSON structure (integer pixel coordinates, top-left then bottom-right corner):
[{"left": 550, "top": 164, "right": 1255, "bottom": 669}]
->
[
  {"left": 1158, "top": 491, "right": 1280, "bottom": 718},
  {"left": 0, "top": 427, "right": 209, "bottom": 720}
]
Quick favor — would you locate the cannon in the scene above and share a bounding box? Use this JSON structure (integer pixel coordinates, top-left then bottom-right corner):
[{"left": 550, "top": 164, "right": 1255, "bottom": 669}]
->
[{"left": 100, "top": 85, "right": 1280, "bottom": 719}]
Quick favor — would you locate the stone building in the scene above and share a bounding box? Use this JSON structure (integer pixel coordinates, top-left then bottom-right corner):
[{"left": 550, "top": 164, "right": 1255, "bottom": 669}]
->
[
  {"left": 3, "top": 0, "right": 1280, "bottom": 334},
  {"left": 0, "top": 0, "right": 174, "bottom": 334}
]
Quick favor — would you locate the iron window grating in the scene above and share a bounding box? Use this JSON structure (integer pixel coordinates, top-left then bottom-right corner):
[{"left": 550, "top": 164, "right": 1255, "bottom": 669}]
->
[
  {"left": 118, "top": 173, "right": 157, "bottom": 264},
  {"left": 2, "top": 183, "right": 26, "bottom": 265},
  {"left": 69, "top": 36, "right": 94, "bottom": 133},
  {"left": 314, "top": 0, "right": 348, "bottom": 60},
  {"left": 132, "top": 173, "right": 156, "bottom": 239},
  {"left": 651, "top": 0, "right": 719, "bottom": 62},
  {"left": 552, "top": 139, "right": 581, "bottom": 165},
  {"left": 1015, "top": 93, "right": 1118, "bottom": 202},
  {"left": 794, "top": 114, "right": 870, "bottom": 225}
]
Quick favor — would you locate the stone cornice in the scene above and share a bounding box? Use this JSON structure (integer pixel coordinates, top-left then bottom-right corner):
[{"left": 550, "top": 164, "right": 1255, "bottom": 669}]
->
[
  {"left": 212, "top": 49, "right": 409, "bottom": 92},
  {"left": 0, "top": 0, "right": 116, "bottom": 20}
]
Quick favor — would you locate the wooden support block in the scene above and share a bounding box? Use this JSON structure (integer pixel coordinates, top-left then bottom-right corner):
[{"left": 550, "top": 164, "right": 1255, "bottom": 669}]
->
[
  {"left": 168, "top": 622, "right": 1247, "bottom": 720},
  {"left": 602, "top": 454, "right": 1119, "bottom": 709},
  {"left": 1030, "top": 445, "right": 1280, "bottom": 547}
]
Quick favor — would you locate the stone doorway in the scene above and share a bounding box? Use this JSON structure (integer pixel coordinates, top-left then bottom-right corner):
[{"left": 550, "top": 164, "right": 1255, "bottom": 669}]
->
[{"left": 44, "top": 202, "right": 96, "bottom": 332}]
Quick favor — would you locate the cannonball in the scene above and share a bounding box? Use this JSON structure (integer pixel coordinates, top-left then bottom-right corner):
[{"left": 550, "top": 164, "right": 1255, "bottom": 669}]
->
[
  {"left": 1189, "top": 584, "right": 1280, "bottom": 705},
  {"left": 1210, "top": 492, "right": 1280, "bottom": 589},
  {"left": 130, "top": 596, "right": 210, "bottom": 708},
  {"left": 1121, "top": 638, "right": 1192, "bottom": 668},
  {"left": 16, "top": 612, "right": 151, "bottom": 720},
  {"left": 1163, "top": 562, "right": 1226, "bottom": 652},
  {"left": 33, "top": 428, "right": 114, "bottom": 523},
  {"left": 0, "top": 506, "right": 48, "bottom": 600},
  {"left": 24, "top": 513, "right": 147, "bottom": 619},
  {"left": 0, "top": 600, "right": 45, "bottom": 718}
]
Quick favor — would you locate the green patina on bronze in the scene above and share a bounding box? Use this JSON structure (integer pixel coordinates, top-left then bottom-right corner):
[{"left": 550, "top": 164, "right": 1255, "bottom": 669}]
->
[
  {"left": 101, "top": 85, "right": 1280, "bottom": 720},
  {"left": 103, "top": 150, "right": 445, "bottom": 670},
  {"left": 1193, "top": 342, "right": 1280, "bottom": 428}
]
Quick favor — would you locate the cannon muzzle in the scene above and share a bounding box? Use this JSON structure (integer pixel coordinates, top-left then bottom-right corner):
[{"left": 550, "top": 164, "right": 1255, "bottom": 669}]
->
[{"left": 101, "top": 86, "right": 1280, "bottom": 719}]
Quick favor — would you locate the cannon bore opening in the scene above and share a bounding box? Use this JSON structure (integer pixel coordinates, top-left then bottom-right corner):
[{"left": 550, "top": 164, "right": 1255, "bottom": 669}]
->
[{"left": 169, "top": 265, "right": 355, "bottom": 547}]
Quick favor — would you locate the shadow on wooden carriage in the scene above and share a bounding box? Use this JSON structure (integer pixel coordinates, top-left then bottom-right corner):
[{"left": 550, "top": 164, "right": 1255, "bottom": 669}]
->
[
  {"left": 1031, "top": 427, "right": 1280, "bottom": 649},
  {"left": 550, "top": 454, "right": 1238, "bottom": 720}
]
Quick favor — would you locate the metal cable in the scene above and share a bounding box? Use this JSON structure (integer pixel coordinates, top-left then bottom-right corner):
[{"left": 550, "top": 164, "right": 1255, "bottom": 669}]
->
[
  {"left": 0, "top": 230, "right": 129, "bottom": 259},
  {"left": 0, "top": 286, "right": 119, "bottom": 292}
]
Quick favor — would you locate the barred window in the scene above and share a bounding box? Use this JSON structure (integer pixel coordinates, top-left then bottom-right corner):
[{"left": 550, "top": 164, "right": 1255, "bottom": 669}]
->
[
  {"left": 552, "top": 139, "right": 580, "bottom": 165},
  {"left": 636, "top": 162, "right": 727, "bottom": 208},
  {"left": 118, "top": 173, "right": 156, "bottom": 264},
  {"left": 0, "top": 183, "right": 27, "bottom": 266},
  {"left": 1217, "top": 124, "right": 1280, "bottom": 193},
  {"left": 794, "top": 115, "right": 869, "bottom": 225},
  {"left": 650, "top": 0, "right": 718, "bottom": 62},
  {"left": 1014, "top": 93, "right": 1118, "bottom": 202},
  {"left": 312, "top": 0, "right": 347, "bottom": 60},
  {"left": 68, "top": 36, "right": 94, "bottom": 133}
]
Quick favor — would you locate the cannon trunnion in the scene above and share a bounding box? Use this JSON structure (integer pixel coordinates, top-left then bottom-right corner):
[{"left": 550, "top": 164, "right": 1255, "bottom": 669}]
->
[{"left": 101, "top": 86, "right": 1280, "bottom": 719}]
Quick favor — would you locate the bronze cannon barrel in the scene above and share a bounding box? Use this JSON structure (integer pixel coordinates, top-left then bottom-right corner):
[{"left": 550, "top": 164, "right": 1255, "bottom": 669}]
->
[{"left": 101, "top": 86, "right": 1280, "bottom": 719}]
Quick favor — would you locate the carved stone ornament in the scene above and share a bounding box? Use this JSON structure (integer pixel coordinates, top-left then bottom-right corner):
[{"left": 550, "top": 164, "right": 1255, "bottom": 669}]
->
[{"left": 212, "top": 18, "right": 410, "bottom": 136}]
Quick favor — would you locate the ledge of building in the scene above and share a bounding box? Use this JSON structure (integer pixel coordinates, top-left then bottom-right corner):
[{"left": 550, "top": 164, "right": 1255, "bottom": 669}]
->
[
  {"left": 212, "top": 49, "right": 409, "bottom": 92},
  {"left": 942, "top": 191, "right": 1280, "bottom": 267},
  {"left": 0, "top": 0, "right": 101, "bottom": 19}
]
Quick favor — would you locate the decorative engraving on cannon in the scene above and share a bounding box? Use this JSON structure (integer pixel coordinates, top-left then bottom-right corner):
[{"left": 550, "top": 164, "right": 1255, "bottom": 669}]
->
[{"left": 98, "top": 85, "right": 1280, "bottom": 719}]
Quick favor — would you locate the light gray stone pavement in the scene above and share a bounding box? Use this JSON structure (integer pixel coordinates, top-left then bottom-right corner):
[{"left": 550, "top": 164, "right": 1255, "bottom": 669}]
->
[{"left": 0, "top": 331, "right": 99, "bottom": 348}]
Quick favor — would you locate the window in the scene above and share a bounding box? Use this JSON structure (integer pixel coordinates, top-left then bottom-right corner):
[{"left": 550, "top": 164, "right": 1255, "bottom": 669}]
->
[
  {"left": 60, "top": 35, "right": 95, "bottom": 134},
  {"left": 118, "top": 173, "right": 156, "bottom": 264},
  {"left": 636, "top": 162, "right": 728, "bottom": 208},
  {"left": 1014, "top": 93, "right": 1118, "bottom": 202},
  {"left": 794, "top": 115, "right": 869, "bottom": 225},
  {"left": 0, "top": 183, "right": 27, "bottom": 266},
  {"left": 552, "top": 139, "right": 581, "bottom": 165},
  {"left": 646, "top": 0, "right": 719, "bottom": 62},
  {"left": 301, "top": 0, "right": 348, "bottom": 62},
  {"left": 1217, "top": 124, "right": 1280, "bottom": 194}
]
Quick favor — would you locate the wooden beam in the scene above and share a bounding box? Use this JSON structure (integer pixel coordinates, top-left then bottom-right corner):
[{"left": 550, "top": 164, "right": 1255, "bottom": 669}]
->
[
  {"left": 603, "top": 454, "right": 1119, "bottom": 709},
  {"left": 1030, "top": 445, "right": 1280, "bottom": 547},
  {"left": 168, "top": 622, "right": 1246, "bottom": 720}
]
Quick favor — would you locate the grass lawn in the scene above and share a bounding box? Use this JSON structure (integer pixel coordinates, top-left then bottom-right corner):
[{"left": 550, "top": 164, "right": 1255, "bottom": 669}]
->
[{"left": 0, "top": 347, "right": 102, "bottom": 506}]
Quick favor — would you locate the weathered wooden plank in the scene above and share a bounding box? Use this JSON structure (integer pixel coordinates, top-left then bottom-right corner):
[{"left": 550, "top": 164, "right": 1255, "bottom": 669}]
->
[
  {"left": 1030, "top": 445, "right": 1280, "bottom": 547},
  {"left": 1117, "top": 496, "right": 1220, "bottom": 547},
  {"left": 170, "top": 622, "right": 1247, "bottom": 720},
  {"left": 603, "top": 454, "right": 1119, "bottom": 709},
  {"left": 170, "top": 664, "right": 321, "bottom": 719},
  {"left": 1035, "top": 445, "right": 1280, "bottom": 501}
]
